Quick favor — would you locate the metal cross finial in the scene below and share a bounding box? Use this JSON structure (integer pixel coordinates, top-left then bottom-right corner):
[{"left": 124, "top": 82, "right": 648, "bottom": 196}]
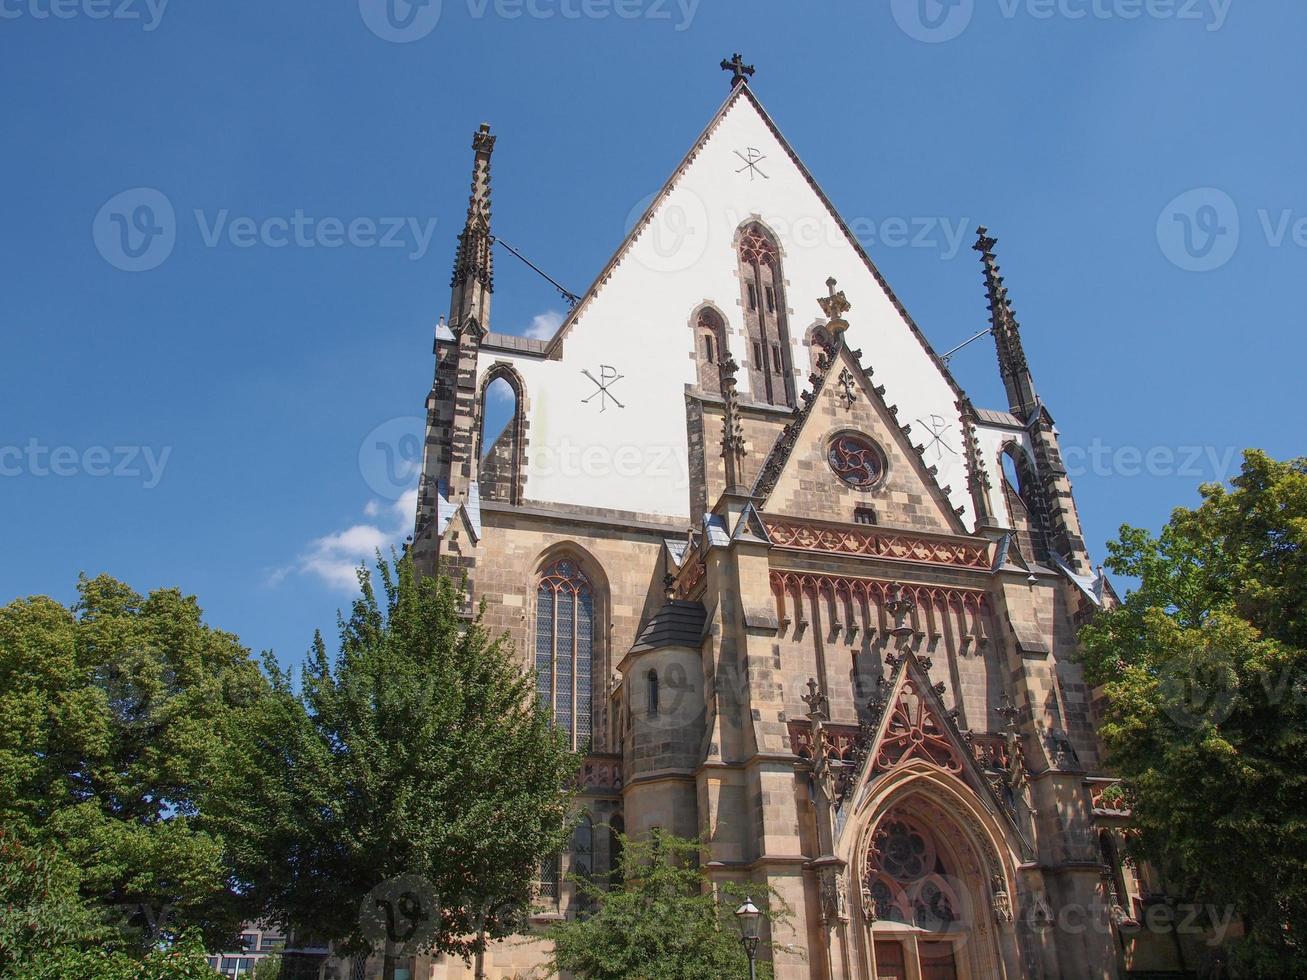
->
[{"left": 720, "top": 53, "right": 755, "bottom": 88}]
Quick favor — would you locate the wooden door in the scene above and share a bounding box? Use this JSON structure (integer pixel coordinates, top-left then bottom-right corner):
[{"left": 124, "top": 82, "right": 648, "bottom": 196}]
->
[
  {"left": 918, "top": 941, "right": 960, "bottom": 980},
  {"left": 873, "top": 939, "right": 907, "bottom": 980}
]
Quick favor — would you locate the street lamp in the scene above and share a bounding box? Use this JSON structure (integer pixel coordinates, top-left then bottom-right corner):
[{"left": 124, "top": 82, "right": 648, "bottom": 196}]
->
[{"left": 734, "top": 898, "right": 763, "bottom": 980}]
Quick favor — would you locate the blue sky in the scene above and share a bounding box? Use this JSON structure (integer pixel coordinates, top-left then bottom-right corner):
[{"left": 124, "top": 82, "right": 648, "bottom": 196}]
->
[{"left": 2, "top": 1, "right": 1302, "bottom": 667}]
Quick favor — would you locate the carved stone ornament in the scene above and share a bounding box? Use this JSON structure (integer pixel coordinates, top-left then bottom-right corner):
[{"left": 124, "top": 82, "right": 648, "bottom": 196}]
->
[
  {"left": 991, "top": 875, "right": 1014, "bottom": 924},
  {"left": 820, "top": 868, "right": 850, "bottom": 925},
  {"left": 860, "top": 880, "right": 877, "bottom": 924},
  {"left": 837, "top": 367, "right": 858, "bottom": 409}
]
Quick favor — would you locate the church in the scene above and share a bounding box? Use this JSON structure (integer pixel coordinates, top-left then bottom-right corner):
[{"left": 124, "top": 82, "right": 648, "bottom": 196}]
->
[{"left": 409, "top": 57, "right": 1155, "bottom": 980}]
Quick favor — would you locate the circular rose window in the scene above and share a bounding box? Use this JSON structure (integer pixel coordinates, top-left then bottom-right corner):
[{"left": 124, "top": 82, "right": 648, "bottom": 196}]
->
[{"left": 827, "top": 432, "right": 885, "bottom": 489}]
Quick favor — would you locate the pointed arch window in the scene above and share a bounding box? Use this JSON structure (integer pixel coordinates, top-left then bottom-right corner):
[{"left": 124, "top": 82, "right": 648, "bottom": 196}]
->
[
  {"left": 536, "top": 558, "right": 594, "bottom": 750},
  {"left": 693, "top": 307, "right": 729, "bottom": 394},
  {"left": 736, "top": 224, "right": 794, "bottom": 407},
  {"left": 865, "top": 813, "right": 964, "bottom": 932},
  {"left": 646, "top": 669, "right": 659, "bottom": 717}
]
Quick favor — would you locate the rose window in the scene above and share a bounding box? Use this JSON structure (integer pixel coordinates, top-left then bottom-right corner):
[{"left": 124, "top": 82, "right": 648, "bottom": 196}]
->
[{"left": 828, "top": 433, "right": 885, "bottom": 489}]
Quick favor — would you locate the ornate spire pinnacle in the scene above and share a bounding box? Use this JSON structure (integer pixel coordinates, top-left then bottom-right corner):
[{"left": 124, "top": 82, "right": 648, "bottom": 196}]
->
[
  {"left": 719, "top": 354, "right": 748, "bottom": 493},
  {"left": 720, "top": 53, "right": 755, "bottom": 88},
  {"left": 973, "top": 227, "right": 1037, "bottom": 418},
  {"left": 450, "top": 123, "right": 496, "bottom": 332},
  {"left": 817, "top": 277, "right": 851, "bottom": 340},
  {"left": 959, "top": 399, "right": 997, "bottom": 528}
]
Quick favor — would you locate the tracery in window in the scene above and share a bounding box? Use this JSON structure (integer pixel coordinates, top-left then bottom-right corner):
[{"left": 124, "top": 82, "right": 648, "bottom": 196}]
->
[
  {"left": 865, "top": 813, "right": 964, "bottom": 932},
  {"left": 536, "top": 557, "right": 595, "bottom": 750},
  {"left": 736, "top": 223, "right": 794, "bottom": 407}
]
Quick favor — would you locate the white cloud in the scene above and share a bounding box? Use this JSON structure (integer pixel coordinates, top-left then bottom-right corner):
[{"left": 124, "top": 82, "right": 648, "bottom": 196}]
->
[
  {"left": 274, "top": 489, "right": 421, "bottom": 594},
  {"left": 524, "top": 310, "right": 564, "bottom": 340},
  {"left": 486, "top": 377, "right": 515, "bottom": 404}
]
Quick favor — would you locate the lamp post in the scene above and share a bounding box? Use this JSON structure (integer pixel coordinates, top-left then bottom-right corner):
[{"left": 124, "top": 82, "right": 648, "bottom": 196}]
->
[{"left": 734, "top": 898, "right": 763, "bottom": 980}]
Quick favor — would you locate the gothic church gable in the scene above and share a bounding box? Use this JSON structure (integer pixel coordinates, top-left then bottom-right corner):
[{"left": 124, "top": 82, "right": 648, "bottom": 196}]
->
[
  {"left": 757, "top": 342, "right": 965, "bottom": 534},
  {"left": 478, "top": 83, "right": 972, "bottom": 524}
]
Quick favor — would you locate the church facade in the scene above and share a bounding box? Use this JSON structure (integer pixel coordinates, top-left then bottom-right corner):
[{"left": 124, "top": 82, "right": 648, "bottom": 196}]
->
[{"left": 410, "top": 62, "right": 1148, "bottom": 980}]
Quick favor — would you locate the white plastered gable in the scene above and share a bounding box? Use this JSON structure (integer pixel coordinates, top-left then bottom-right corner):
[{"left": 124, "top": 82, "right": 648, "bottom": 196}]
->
[{"left": 476, "top": 86, "right": 974, "bottom": 526}]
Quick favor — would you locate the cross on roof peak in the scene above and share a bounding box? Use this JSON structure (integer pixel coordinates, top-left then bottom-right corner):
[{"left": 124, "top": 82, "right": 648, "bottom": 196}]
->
[{"left": 720, "top": 53, "right": 755, "bottom": 88}]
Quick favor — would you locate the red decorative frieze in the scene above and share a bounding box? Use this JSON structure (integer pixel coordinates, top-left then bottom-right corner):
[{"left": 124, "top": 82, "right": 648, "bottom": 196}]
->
[
  {"left": 787, "top": 720, "right": 862, "bottom": 763},
  {"left": 968, "top": 732, "right": 1016, "bottom": 772},
  {"left": 770, "top": 571, "right": 988, "bottom": 613},
  {"left": 1089, "top": 779, "right": 1131, "bottom": 818},
  {"left": 580, "top": 755, "right": 622, "bottom": 793},
  {"left": 675, "top": 557, "right": 706, "bottom": 599},
  {"left": 765, "top": 518, "right": 990, "bottom": 570}
]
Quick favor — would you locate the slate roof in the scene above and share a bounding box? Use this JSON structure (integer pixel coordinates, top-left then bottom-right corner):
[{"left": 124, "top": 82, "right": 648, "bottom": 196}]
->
[
  {"left": 630, "top": 600, "right": 708, "bottom": 654},
  {"left": 974, "top": 407, "right": 1024, "bottom": 429}
]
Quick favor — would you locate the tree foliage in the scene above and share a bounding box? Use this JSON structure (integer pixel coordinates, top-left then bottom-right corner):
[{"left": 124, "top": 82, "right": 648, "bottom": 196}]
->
[
  {"left": 210, "top": 556, "right": 578, "bottom": 973},
  {"left": 1079, "top": 450, "right": 1307, "bottom": 973},
  {"left": 0, "top": 575, "right": 272, "bottom": 951},
  {"left": 7, "top": 930, "right": 220, "bottom": 980},
  {"left": 547, "top": 831, "right": 790, "bottom": 980},
  {"left": 0, "top": 830, "right": 104, "bottom": 972}
]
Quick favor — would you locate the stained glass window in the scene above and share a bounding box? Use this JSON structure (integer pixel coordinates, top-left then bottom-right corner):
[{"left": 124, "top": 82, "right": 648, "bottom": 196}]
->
[
  {"left": 536, "top": 558, "right": 595, "bottom": 750},
  {"left": 865, "top": 812, "right": 964, "bottom": 933},
  {"left": 828, "top": 433, "right": 885, "bottom": 489}
]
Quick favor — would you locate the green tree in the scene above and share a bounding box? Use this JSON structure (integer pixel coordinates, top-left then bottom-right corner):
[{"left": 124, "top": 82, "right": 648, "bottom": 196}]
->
[
  {"left": 8, "top": 930, "right": 221, "bottom": 980},
  {"left": 211, "top": 557, "right": 578, "bottom": 980},
  {"left": 0, "top": 575, "right": 272, "bottom": 950},
  {"left": 0, "top": 830, "right": 103, "bottom": 972},
  {"left": 547, "top": 831, "right": 790, "bottom": 980},
  {"left": 252, "top": 952, "right": 282, "bottom": 979},
  {"left": 1079, "top": 450, "right": 1307, "bottom": 974}
]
